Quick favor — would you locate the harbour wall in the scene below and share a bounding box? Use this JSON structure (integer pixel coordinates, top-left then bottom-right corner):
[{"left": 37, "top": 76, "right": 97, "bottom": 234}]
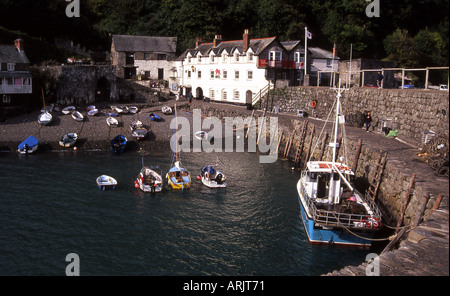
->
[{"left": 265, "top": 87, "right": 449, "bottom": 149}]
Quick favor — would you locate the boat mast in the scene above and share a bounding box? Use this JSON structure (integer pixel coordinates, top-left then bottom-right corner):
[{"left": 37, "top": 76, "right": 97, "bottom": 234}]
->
[{"left": 332, "top": 83, "right": 342, "bottom": 164}]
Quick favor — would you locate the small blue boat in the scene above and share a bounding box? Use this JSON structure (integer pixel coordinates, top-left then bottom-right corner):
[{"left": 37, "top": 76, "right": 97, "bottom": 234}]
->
[
  {"left": 149, "top": 113, "right": 161, "bottom": 121},
  {"left": 111, "top": 134, "right": 127, "bottom": 154},
  {"left": 96, "top": 175, "right": 117, "bottom": 190},
  {"left": 18, "top": 136, "right": 39, "bottom": 154}
]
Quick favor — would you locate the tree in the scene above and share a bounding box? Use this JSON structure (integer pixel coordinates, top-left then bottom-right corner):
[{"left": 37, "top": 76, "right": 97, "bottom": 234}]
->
[{"left": 383, "top": 28, "right": 419, "bottom": 68}]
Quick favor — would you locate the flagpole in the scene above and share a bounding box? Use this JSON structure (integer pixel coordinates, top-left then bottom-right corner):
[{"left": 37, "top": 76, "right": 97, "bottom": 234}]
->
[{"left": 304, "top": 27, "right": 308, "bottom": 77}]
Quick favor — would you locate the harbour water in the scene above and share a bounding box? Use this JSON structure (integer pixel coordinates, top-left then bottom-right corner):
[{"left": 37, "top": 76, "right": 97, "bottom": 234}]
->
[{"left": 0, "top": 150, "right": 371, "bottom": 276}]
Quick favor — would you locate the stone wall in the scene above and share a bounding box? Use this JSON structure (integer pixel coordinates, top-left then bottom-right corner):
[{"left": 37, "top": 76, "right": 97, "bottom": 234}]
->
[{"left": 267, "top": 86, "right": 449, "bottom": 148}]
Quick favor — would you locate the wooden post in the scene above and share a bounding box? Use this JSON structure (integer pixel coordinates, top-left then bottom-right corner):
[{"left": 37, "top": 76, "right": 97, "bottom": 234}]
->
[
  {"left": 430, "top": 194, "right": 444, "bottom": 216},
  {"left": 352, "top": 138, "right": 363, "bottom": 172},
  {"left": 303, "top": 125, "right": 315, "bottom": 167},
  {"left": 395, "top": 173, "right": 416, "bottom": 234},
  {"left": 413, "top": 192, "right": 430, "bottom": 227}
]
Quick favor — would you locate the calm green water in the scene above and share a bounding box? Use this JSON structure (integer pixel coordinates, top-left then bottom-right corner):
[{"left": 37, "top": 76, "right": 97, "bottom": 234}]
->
[{"left": 0, "top": 150, "right": 370, "bottom": 276}]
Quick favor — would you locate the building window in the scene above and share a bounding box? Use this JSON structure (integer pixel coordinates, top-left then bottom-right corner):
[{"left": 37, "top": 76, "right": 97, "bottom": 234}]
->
[
  {"left": 145, "top": 71, "right": 150, "bottom": 78},
  {"left": 7, "top": 63, "right": 15, "bottom": 71},
  {"left": 188, "top": 57, "right": 191, "bottom": 63},
  {"left": 269, "top": 51, "right": 282, "bottom": 61},
  {"left": 210, "top": 54, "right": 215, "bottom": 63},
  {"left": 326, "top": 59, "right": 332, "bottom": 67},
  {"left": 247, "top": 71, "right": 253, "bottom": 80},
  {"left": 198, "top": 55, "right": 202, "bottom": 63},
  {"left": 233, "top": 90, "right": 240, "bottom": 100},
  {"left": 222, "top": 90, "right": 227, "bottom": 100},
  {"left": 235, "top": 54, "right": 239, "bottom": 62},
  {"left": 223, "top": 54, "right": 228, "bottom": 63},
  {"left": 197, "top": 70, "right": 202, "bottom": 79},
  {"left": 157, "top": 54, "right": 166, "bottom": 60},
  {"left": 126, "top": 53, "right": 134, "bottom": 65},
  {"left": 187, "top": 71, "right": 191, "bottom": 78},
  {"left": 248, "top": 53, "right": 253, "bottom": 62},
  {"left": 209, "top": 89, "right": 215, "bottom": 99},
  {"left": 145, "top": 53, "right": 151, "bottom": 60},
  {"left": 234, "top": 70, "right": 239, "bottom": 80},
  {"left": 294, "top": 52, "right": 300, "bottom": 63},
  {"left": 210, "top": 70, "right": 215, "bottom": 79},
  {"left": 223, "top": 70, "right": 227, "bottom": 79}
]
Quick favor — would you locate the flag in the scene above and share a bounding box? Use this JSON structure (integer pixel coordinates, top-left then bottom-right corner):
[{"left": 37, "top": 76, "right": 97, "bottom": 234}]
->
[{"left": 306, "top": 30, "right": 312, "bottom": 40}]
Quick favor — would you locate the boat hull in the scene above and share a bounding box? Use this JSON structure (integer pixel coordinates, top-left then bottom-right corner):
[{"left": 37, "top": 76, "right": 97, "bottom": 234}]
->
[
  {"left": 297, "top": 192, "right": 373, "bottom": 247},
  {"left": 96, "top": 175, "right": 117, "bottom": 191},
  {"left": 18, "top": 136, "right": 39, "bottom": 154}
]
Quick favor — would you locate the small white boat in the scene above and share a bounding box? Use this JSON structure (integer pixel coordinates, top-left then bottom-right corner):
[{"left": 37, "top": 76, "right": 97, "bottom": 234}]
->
[
  {"left": 38, "top": 112, "right": 53, "bottom": 125},
  {"left": 111, "top": 106, "right": 124, "bottom": 114},
  {"left": 200, "top": 165, "right": 227, "bottom": 188},
  {"left": 71, "top": 111, "right": 84, "bottom": 121},
  {"left": 96, "top": 175, "right": 117, "bottom": 191},
  {"left": 194, "top": 131, "right": 208, "bottom": 141},
  {"left": 135, "top": 167, "right": 163, "bottom": 193},
  {"left": 107, "top": 117, "right": 119, "bottom": 127},
  {"left": 132, "top": 127, "right": 148, "bottom": 140},
  {"left": 129, "top": 106, "right": 138, "bottom": 114},
  {"left": 161, "top": 106, "right": 172, "bottom": 115},
  {"left": 130, "top": 120, "right": 143, "bottom": 130},
  {"left": 62, "top": 106, "right": 76, "bottom": 115},
  {"left": 87, "top": 105, "right": 98, "bottom": 116},
  {"left": 59, "top": 132, "right": 78, "bottom": 148},
  {"left": 120, "top": 106, "right": 129, "bottom": 113}
]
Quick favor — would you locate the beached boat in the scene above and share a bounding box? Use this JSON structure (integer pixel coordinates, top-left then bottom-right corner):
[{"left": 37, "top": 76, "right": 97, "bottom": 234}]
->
[
  {"left": 62, "top": 106, "right": 76, "bottom": 115},
  {"left": 161, "top": 106, "right": 172, "bottom": 115},
  {"left": 96, "top": 175, "right": 117, "bottom": 190},
  {"left": 111, "top": 134, "right": 127, "bottom": 154},
  {"left": 135, "top": 166, "right": 163, "bottom": 193},
  {"left": 296, "top": 84, "right": 382, "bottom": 247},
  {"left": 59, "top": 133, "right": 78, "bottom": 148},
  {"left": 199, "top": 165, "right": 227, "bottom": 188},
  {"left": 87, "top": 105, "right": 98, "bottom": 116},
  {"left": 166, "top": 104, "right": 191, "bottom": 190},
  {"left": 194, "top": 131, "right": 208, "bottom": 141},
  {"left": 38, "top": 112, "right": 52, "bottom": 125},
  {"left": 130, "top": 120, "right": 148, "bottom": 140},
  {"left": 71, "top": 111, "right": 84, "bottom": 121},
  {"left": 111, "top": 106, "right": 124, "bottom": 114},
  {"left": 129, "top": 106, "right": 138, "bottom": 114},
  {"left": 18, "top": 135, "right": 39, "bottom": 154},
  {"left": 106, "top": 116, "right": 119, "bottom": 127},
  {"left": 105, "top": 112, "right": 118, "bottom": 117},
  {"left": 149, "top": 112, "right": 162, "bottom": 121}
]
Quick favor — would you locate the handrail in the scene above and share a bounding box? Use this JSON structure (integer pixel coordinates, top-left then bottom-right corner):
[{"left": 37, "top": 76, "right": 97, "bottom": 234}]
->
[{"left": 251, "top": 83, "right": 273, "bottom": 106}]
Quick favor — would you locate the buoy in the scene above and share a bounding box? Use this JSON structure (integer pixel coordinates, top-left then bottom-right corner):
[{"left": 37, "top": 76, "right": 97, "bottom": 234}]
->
[
  {"left": 73, "top": 146, "right": 77, "bottom": 151},
  {"left": 196, "top": 176, "right": 201, "bottom": 180}
]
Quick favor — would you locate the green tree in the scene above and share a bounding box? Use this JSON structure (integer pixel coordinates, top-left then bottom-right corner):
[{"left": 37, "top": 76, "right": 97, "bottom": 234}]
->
[{"left": 383, "top": 28, "right": 419, "bottom": 68}]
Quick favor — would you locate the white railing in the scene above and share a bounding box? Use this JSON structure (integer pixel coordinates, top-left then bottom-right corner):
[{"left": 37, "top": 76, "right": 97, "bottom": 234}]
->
[{"left": 0, "top": 85, "right": 32, "bottom": 94}]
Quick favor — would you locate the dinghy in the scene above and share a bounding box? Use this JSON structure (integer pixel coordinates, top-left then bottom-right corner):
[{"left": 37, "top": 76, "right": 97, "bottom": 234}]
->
[
  {"left": 194, "top": 131, "right": 208, "bottom": 141},
  {"left": 111, "top": 134, "right": 127, "bottom": 154},
  {"left": 106, "top": 116, "right": 119, "bottom": 127},
  {"left": 161, "top": 106, "right": 172, "bottom": 115},
  {"left": 38, "top": 112, "right": 53, "bottom": 125},
  {"left": 135, "top": 167, "right": 163, "bottom": 193},
  {"left": 62, "top": 106, "right": 76, "bottom": 115},
  {"left": 129, "top": 106, "right": 138, "bottom": 114},
  {"left": 200, "top": 165, "right": 227, "bottom": 188},
  {"left": 149, "top": 113, "right": 161, "bottom": 121},
  {"left": 18, "top": 135, "right": 39, "bottom": 154},
  {"left": 130, "top": 120, "right": 148, "bottom": 140},
  {"left": 87, "top": 105, "right": 98, "bottom": 116},
  {"left": 96, "top": 175, "right": 117, "bottom": 190},
  {"left": 71, "top": 111, "right": 84, "bottom": 122},
  {"left": 59, "top": 133, "right": 78, "bottom": 148}
]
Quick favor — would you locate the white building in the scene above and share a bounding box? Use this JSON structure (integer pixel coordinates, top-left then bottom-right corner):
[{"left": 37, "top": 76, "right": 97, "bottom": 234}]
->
[
  {"left": 174, "top": 30, "right": 307, "bottom": 106},
  {"left": 308, "top": 47, "right": 340, "bottom": 87}
]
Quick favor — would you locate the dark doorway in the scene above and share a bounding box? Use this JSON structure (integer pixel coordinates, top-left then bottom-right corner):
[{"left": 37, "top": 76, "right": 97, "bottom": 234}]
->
[
  {"left": 96, "top": 77, "right": 111, "bottom": 101},
  {"left": 195, "top": 87, "right": 203, "bottom": 100},
  {"left": 158, "top": 68, "right": 164, "bottom": 80},
  {"left": 124, "top": 67, "right": 136, "bottom": 79}
]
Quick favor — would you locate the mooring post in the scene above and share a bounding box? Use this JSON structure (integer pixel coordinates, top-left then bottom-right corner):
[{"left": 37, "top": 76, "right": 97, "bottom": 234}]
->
[
  {"left": 395, "top": 173, "right": 416, "bottom": 234},
  {"left": 430, "top": 194, "right": 444, "bottom": 216},
  {"left": 413, "top": 192, "right": 431, "bottom": 227}
]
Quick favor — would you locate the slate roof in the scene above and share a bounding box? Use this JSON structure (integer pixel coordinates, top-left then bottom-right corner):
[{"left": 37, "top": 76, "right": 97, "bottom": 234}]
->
[
  {"left": 309, "top": 47, "right": 339, "bottom": 59},
  {"left": 0, "top": 45, "right": 30, "bottom": 64},
  {"left": 112, "top": 35, "right": 177, "bottom": 53}
]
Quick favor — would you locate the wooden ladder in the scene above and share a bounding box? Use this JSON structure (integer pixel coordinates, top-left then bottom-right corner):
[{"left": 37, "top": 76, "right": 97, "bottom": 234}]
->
[
  {"left": 293, "top": 120, "right": 309, "bottom": 166},
  {"left": 366, "top": 150, "right": 388, "bottom": 201}
]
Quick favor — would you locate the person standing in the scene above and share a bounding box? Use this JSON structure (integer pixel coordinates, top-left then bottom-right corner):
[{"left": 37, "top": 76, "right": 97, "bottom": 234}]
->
[
  {"left": 365, "top": 112, "right": 373, "bottom": 132},
  {"left": 377, "top": 71, "right": 384, "bottom": 89}
]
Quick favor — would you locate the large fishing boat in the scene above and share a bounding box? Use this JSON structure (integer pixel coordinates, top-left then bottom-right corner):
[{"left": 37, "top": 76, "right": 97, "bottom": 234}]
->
[{"left": 296, "top": 85, "right": 382, "bottom": 247}]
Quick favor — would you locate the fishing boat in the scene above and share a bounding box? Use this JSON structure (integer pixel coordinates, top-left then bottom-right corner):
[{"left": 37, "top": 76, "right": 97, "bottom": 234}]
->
[
  {"left": 59, "top": 132, "right": 78, "bottom": 148},
  {"left": 194, "top": 131, "right": 208, "bottom": 141},
  {"left": 296, "top": 84, "right": 382, "bottom": 247},
  {"left": 62, "top": 106, "right": 76, "bottom": 115},
  {"left": 111, "top": 134, "right": 127, "bottom": 154},
  {"left": 38, "top": 111, "right": 52, "bottom": 125},
  {"left": 130, "top": 120, "right": 148, "bottom": 140},
  {"left": 135, "top": 166, "right": 163, "bottom": 192},
  {"left": 161, "top": 106, "right": 172, "bottom": 115},
  {"left": 129, "top": 106, "right": 138, "bottom": 114},
  {"left": 106, "top": 116, "right": 119, "bottom": 127},
  {"left": 149, "top": 112, "right": 162, "bottom": 121},
  {"left": 18, "top": 135, "right": 39, "bottom": 154},
  {"left": 71, "top": 110, "right": 84, "bottom": 121},
  {"left": 199, "top": 165, "right": 227, "bottom": 188},
  {"left": 96, "top": 175, "right": 117, "bottom": 190},
  {"left": 166, "top": 104, "right": 191, "bottom": 190}
]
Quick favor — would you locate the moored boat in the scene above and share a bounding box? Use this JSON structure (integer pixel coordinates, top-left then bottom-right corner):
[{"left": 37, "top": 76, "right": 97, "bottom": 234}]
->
[
  {"left": 18, "top": 135, "right": 39, "bottom": 154},
  {"left": 296, "top": 84, "right": 382, "bottom": 247},
  {"left": 149, "top": 112, "right": 161, "bottom": 121},
  {"left": 62, "top": 106, "right": 76, "bottom": 115},
  {"left": 129, "top": 106, "right": 138, "bottom": 114},
  {"left": 111, "top": 134, "right": 127, "bottom": 154},
  {"left": 194, "top": 131, "right": 208, "bottom": 141},
  {"left": 59, "top": 132, "right": 78, "bottom": 148},
  {"left": 96, "top": 175, "right": 117, "bottom": 190},
  {"left": 38, "top": 112, "right": 53, "bottom": 125},
  {"left": 106, "top": 116, "right": 119, "bottom": 127},
  {"left": 87, "top": 105, "right": 98, "bottom": 116},
  {"left": 135, "top": 166, "right": 163, "bottom": 193},
  {"left": 71, "top": 110, "right": 84, "bottom": 121},
  {"left": 161, "top": 106, "right": 172, "bottom": 115},
  {"left": 200, "top": 165, "right": 227, "bottom": 188}
]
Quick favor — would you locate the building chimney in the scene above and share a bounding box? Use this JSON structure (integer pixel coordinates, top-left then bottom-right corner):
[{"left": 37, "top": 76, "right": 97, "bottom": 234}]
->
[
  {"left": 15, "top": 38, "right": 24, "bottom": 52},
  {"left": 196, "top": 38, "right": 202, "bottom": 48},
  {"left": 243, "top": 29, "right": 250, "bottom": 52},
  {"left": 213, "top": 35, "right": 222, "bottom": 47}
]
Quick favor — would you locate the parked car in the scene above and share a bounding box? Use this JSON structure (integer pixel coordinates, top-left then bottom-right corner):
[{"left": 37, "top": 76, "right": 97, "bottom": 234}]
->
[{"left": 403, "top": 83, "right": 414, "bottom": 89}]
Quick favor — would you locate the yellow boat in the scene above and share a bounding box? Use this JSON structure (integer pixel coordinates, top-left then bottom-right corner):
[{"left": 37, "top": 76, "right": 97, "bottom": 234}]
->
[{"left": 167, "top": 161, "right": 191, "bottom": 190}]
